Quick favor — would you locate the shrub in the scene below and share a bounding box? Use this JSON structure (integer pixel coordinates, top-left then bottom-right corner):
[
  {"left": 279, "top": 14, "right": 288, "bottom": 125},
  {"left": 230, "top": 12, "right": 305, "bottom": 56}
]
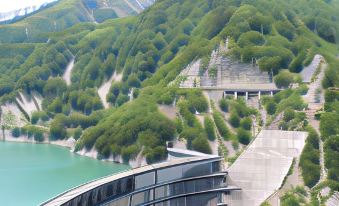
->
[
  {"left": 159, "top": 91, "right": 175, "bottom": 105},
  {"left": 145, "top": 146, "right": 167, "bottom": 164},
  {"left": 299, "top": 127, "right": 320, "bottom": 187},
  {"left": 192, "top": 137, "right": 212, "bottom": 154},
  {"left": 34, "top": 131, "right": 44, "bottom": 142},
  {"left": 240, "top": 117, "right": 252, "bottom": 130},
  {"left": 324, "top": 135, "right": 339, "bottom": 183},
  {"left": 187, "top": 90, "right": 208, "bottom": 113},
  {"left": 219, "top": 99, "right": 229, "bottom": 112},
  {"left": 283, "top": 108, "right": 295, "bottom": 122},
  {"left": 230, "top": 100, "right": 255, "bottom": 117},
  {"left": 116, "top": 94, "right": 129, "bottom": 106},
  {"left": 127, "top": 74, "right": 141, "bottom": 88},
  {"left": 229, "top": 113, "right": 240, "bottom": 128},
  {"left": 180, "top": 127, "right": 202, "bottom": 148},
  {"left": 11, "top": 127, "right": 21, "bottom": 138},
  {"left": 121, "top": 145, "right": 140, "bottom": 163},
  {"left": 274, "top": 70, "right": 294, "bottom": 88},
  {"left": 213, "top": 111, "right": 231, "bottom": 140},
  {"left": 31, "top": 112, "right": 40, "bottom": 124},
  {"left": 266, "top": 101, "right": 277, "bottom": 115},
  {"left": 50, "top": 114, "right": 67, "bottom": 140},
  {"left": 320, "top": 113, "right": 339, "bottom": 139},
  {"left": 204, "top": 117, "right": 216, "bottom": 141},
  {"left": 73, "top": 127, "right": 82, "bottom": 140},
  {"left": 178, "top": 100, "right": 197, "bottom": 127},
  {"left": 237, "top": 31, "right": 265, "bottom": 47},
  {"left": 258, "top": 56, "right": 282, "bottom": 73},
  {"left": 237, "top": 128, "right": 251, "bottom": 145},
  {"left": 174, "top": 118, "right": 183, "bottom": 134}
]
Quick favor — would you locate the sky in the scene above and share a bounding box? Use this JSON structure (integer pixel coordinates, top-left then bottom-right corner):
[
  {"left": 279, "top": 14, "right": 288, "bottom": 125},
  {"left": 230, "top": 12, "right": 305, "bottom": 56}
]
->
[{"left": 0, "top": 0, "right": 56, "bottom": 13}]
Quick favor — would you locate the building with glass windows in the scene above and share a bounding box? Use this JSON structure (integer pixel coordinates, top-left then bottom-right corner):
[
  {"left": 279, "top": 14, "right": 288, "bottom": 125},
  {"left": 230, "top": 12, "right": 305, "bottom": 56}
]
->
[{"left": 42, "top": 152, "right": 241, "bottom": 206}]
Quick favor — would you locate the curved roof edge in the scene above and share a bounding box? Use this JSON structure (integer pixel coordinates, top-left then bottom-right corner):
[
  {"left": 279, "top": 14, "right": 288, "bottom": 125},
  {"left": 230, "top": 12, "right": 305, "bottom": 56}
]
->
[{"left": 41, "top": 155, "right": 222, "bottom": 206}]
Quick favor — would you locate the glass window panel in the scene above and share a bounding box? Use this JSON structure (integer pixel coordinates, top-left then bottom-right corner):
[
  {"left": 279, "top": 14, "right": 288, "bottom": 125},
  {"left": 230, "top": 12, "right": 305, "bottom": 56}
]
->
[
  {"left": 135, "top": 172, "right": 155, "bottom": 189},
  {"left": 169, "top": 182, "right": 184, "bottom": 196},
  {"left": 184, "top": 180, "right": 195, "bottom": 193},
  {"left": 194, "top": 178, "right": 214, "bottom": 192},
  {"left": 107, "top": 197, "right": 129, "bottom": 206},
  {"left": 212, "top": 161, "right": 221, "bottom": 172},
  {"left": 169, "top": 197, "right": 185, "bottom": 206},
  {"left": 157, "top": 166, "right": 183, "bottom": 183},
  {"left": 155, "top": 185, "right": 168, "bottom": 199},
  {"left": 182, "top": 162, "right": 212, "bottom": 178},
  {"left": 155, "top": 201, "right": 169, "bottom": 206},
  {"left": 131, "top": 190, "right": 151, "bottom": 206},
  {"left": 213, "top": 177, "right": 224, "bottom": 188},
  {"left": 186, "top": 193, "right": 216, "bottom": 206}
]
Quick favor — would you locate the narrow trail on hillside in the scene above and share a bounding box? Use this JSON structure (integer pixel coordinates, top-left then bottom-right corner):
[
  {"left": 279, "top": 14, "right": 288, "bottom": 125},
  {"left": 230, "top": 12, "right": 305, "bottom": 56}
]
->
[
  {"left": 98, "top": 71, "right": 122, "bottom": 109},
  {"left": 303, "top": 62, "right": 328, "bottom": 186},
  {"left": 62, "top": 57, "right": 75, "bottom": 86}
]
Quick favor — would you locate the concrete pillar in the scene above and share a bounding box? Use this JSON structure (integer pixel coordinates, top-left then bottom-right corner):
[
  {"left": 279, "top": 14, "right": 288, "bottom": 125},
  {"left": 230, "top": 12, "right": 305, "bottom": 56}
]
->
[
  {"left": 245, "top": 92, "right": 248, "bottom": 101},
  {"left": 258, "top": 91, "right": 261, "bottom": 100},
  {"left": 234, "top": 91, "right": 237, "bottom": 99},
  {"left": 270, "top": 91, "right": 273, "bottom": 96}
]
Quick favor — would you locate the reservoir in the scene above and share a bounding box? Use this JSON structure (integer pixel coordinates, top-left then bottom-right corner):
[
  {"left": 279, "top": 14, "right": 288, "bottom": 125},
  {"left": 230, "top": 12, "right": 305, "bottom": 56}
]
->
[{"left": 0, "top": 141, "right": 130, "bottom": 206}]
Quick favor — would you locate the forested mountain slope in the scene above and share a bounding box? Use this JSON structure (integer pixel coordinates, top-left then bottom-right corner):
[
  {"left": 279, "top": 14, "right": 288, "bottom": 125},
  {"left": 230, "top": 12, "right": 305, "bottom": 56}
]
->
[
  {"left": 0, "top": 0, "right": 153, "bottom": 43},
  {"left": 0, "top": 0, "right": 338, "bottom": 196}
]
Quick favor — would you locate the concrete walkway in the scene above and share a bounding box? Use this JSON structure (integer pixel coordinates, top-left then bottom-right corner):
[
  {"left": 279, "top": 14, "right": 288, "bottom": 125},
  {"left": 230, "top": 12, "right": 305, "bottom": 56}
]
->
[
  {"left": 303, "top": 62, "right": 328, "bottom": 186},
  {"left": 300, "top": 54, "right": 323, "bottom": 83},
  {"left": 225, "top": 130, "right": 307, "bottom": 206}
]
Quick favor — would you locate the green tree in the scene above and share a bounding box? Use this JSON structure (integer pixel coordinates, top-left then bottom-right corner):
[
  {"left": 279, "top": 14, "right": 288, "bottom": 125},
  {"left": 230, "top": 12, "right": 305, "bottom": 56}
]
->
[
  {"left": 266, "top": 101, "right": 277, "bottom": 115},
  {"left": 320, "top": 113, "right": 339, "bottom": 139},
  {"left": 204, "top": 116, "right": 216, "bottom": 141},
  {"left": 11, "top": 127, "right": 21, "bottom": 137},
  {"left": 283, "top": 108, "right": 296, "bottom": 122},
  {"left": 192, "top": 137, "right": 212, "bottom": 154},
  {"left": 240, "top": 117, "right": 252, "bottom": 130},
  {"left": 50, "top": 114, "right": 67, "bottom": 140},
  {"left": 34, "top": 130, "right": 44, "bottom": 142},
  {"left": 274, "top": 70, "right": 294, "bottom": 88},
  {"left": 213, "top": 111, "right": 231, "bottom": 140},
  {"left": 43, "top": 77, "right": 67, "bottom": 97},
  {"left": 127, "top": 74, "right": 141, "bottom": 88},
  {"left": 219, "top": 99, "right": 229, "bottom": 112},
  {"left": 229, "top": 112, "right": 240, "bottom": 128},
  {"left": 237, "top": 128, "right": 251, "bottom": 145}
]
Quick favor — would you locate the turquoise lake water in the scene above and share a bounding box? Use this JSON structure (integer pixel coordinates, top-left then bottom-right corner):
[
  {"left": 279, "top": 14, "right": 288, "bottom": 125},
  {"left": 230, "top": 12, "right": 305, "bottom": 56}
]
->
[{"left": 0, "top": 141, "right": 130, "bottom": 206}]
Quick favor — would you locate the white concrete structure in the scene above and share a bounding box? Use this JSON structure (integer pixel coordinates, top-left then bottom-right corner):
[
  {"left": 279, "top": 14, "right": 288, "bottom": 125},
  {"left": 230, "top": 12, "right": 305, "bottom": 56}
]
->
[
  {"left": 178, "top": 59, "right": 201, "bottom": 88},
  {"left": 225, "top": 130, "right": 307, "bottom": 206}
]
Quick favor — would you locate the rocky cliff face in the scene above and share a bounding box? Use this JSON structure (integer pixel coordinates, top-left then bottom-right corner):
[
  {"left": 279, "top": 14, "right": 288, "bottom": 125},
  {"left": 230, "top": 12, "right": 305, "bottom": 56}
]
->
[{"left": 0, "top": 0, "right": 57, "bottom": 22}]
